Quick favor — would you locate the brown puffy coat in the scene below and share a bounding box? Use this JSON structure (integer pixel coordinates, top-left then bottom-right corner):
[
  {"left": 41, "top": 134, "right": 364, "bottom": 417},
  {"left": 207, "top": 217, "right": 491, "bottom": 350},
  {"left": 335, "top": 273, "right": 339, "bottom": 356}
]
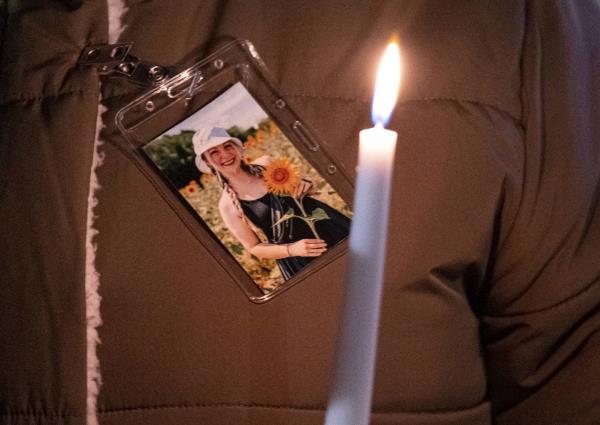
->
[{"left": 1, "top": 1, "right": 598, "bottom": 424}]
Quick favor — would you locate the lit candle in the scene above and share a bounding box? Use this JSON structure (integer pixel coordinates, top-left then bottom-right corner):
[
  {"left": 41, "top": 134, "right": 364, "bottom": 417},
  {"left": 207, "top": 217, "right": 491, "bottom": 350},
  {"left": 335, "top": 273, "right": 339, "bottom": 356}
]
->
[{"left": 325, "top": 42, "right": 401, "bottom": 425}]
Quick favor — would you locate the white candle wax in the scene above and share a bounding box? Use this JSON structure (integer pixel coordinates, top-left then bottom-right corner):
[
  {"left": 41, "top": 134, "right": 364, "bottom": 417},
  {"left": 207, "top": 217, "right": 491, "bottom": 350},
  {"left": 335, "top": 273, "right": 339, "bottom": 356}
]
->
[{"left": 325, "top": 124, "right": 397, "bottom": 425}]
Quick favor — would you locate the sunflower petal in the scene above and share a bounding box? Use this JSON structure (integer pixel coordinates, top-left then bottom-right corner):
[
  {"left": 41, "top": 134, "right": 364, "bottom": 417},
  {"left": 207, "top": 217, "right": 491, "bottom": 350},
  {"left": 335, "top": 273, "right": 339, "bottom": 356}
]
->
[{"left": 263, "top": 157, "right": 301, "bottom": 195}]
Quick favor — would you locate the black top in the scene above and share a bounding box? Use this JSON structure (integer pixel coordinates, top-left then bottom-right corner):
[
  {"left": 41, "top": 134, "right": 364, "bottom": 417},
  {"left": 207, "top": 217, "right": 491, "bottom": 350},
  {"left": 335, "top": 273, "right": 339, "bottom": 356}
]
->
[{"left": 240, "top": 193, "right": 350, "bottom": 280}]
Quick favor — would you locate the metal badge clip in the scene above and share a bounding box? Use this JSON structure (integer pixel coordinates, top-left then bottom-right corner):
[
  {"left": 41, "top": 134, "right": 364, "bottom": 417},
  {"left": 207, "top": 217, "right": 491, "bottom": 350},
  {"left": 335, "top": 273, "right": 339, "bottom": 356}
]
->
[{"left": 79, "top": 43, "right": 177, "bottom": 87}]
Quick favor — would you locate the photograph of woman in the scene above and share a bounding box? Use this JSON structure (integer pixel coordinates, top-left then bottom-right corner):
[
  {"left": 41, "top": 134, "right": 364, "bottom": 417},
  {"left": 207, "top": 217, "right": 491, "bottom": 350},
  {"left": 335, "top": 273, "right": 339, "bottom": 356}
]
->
[
  {"left": 144, "top": 82, "right": 352, "bottom": 292},
  {"left": 192, "top": 126, "right": 350, "bottom": 281}
]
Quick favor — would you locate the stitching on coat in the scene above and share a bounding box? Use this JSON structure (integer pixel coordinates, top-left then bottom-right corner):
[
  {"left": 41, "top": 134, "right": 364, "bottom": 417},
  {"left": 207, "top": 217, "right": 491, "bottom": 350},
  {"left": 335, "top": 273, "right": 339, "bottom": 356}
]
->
[
  {"left": 0, "top": 89, "right": 98, "bottom": 107},
  {"left": 482, "top": 276, "right": 600, "bottom": 318},
  {"left": 398, "top": 97, "right": 521, "bottom": 126},
  {"left": 285, "top": 93, "right": 370, "bottom": 104},
  {"left": 288, "top": 92, "right": 520, "bottom": 124},
  {"left": 0, "top": 2, "right": 8, "bottom": 79},
  {"left": 0, "top": 86, "right": 100, "bottom": 221},
  {"left": 98, "top": 89, "right": 519, "bottom": 127},
  {"left": 0, "top": 399, "right": 487, "bottom": 418},
  {"left": 284, "top": 93, "right": 521, "bottom": 125},
  {"left": 98, "top": 403, "right": 322, "bottom": 415},
  {"left": 96, "top": 400, "right": 488, "bottom": 415},
  {"left": 0, "top": 412, "right": 82, "bottom": 418}
]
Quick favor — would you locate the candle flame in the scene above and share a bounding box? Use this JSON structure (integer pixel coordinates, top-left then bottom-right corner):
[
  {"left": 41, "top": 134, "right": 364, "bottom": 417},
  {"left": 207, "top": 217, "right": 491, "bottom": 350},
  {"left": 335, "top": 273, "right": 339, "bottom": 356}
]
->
[{"left": 371, "top": 42, "right": 401, "bottom": 127}]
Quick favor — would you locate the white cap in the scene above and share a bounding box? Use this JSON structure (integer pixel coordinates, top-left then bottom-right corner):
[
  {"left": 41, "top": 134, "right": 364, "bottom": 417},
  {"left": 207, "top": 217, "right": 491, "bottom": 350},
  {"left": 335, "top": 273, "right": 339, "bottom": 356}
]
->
[{"left": 192, "top": 127, "right": 243, "bottom": 173}]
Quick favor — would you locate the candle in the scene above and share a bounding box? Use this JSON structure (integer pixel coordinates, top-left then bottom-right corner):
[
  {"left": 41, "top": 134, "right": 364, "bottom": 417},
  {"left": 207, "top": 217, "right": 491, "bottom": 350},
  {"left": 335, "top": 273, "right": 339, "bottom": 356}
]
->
[{"left": 325, "top": 42, "right": 401, "bottom": 425}]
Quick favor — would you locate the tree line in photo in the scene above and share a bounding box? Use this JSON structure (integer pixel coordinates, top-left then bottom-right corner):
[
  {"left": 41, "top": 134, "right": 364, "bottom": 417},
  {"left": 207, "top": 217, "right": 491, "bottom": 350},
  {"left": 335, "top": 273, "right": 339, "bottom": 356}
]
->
[{"left": 145, "top": 120, "right": 272, "bottom": 189}]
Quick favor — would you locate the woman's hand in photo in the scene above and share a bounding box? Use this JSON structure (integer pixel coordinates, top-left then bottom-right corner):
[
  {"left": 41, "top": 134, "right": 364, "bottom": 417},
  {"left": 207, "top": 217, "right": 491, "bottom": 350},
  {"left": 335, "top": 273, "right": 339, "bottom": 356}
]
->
[
  {"left": 293, "top": 179, "right": 316, "bottom": 199},
  {"left": 288, "top": 239, "right": 327, "bottom": 257}
]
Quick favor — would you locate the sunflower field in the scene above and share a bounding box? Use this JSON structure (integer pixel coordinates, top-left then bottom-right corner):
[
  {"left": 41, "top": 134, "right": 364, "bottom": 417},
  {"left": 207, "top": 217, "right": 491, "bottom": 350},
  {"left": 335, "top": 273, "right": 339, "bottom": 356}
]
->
[{"left": 145, "top": 119, "right": 352, "bottom": 293}]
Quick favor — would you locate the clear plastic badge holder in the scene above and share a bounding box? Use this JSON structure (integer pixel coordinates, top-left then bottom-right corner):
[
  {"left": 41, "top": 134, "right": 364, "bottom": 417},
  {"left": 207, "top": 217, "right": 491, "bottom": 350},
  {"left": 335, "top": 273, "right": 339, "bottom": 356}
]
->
[{"left": 116, "top": 40, "right": 353, "bottom": 303}]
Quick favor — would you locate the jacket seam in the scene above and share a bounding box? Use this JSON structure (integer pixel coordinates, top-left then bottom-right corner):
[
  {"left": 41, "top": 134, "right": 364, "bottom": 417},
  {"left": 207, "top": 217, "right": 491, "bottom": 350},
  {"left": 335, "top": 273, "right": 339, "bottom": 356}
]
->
[
  {"left": 518, "top": 0, "right": 529, "bottom": 129},
  {"left": 285, "top": 92, "right": 369, "bottom": 104},
  {"left": 0, "top": 2, "right": 7, "bottom": 74},
  {"left": 285, "top": 93, "right": 521, "bottom": 125},
  {"left": 0, "top": 87, "right": 100, "bottom": 201},
  {"left": 0, "top": 89, "right": 98, "bottom": 107},
  {"left": 482, "top": 277, "right": 599, "bottom": 318},
  {"left": 0, "top": 412, "right": 82, "bottom": 418},
  {"left": 97, "top": 401, "right": 487, "bottom": 415},
  {"left": 97, "top": 89, "right": 518, "bottom": 126},
  {"left": 399, "top": 97, "right": 521, "bottom": 127},
  {"left": 98, "top": 403, "right": 323, "bottom": 415}
]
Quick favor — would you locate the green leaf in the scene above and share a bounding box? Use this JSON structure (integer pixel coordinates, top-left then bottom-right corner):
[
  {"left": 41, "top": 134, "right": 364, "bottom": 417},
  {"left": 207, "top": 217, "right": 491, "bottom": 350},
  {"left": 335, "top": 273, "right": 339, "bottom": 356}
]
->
[
  {"left": 309, "top": 208, "right": 330, "bottom": 222},
  {"left": 272, "top": 208, "right": 296, "bottom": 227}
]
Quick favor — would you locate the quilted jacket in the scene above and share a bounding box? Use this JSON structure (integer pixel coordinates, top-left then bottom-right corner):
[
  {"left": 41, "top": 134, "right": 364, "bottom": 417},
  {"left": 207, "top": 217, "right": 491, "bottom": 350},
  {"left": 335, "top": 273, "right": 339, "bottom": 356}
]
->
[{"left": 1, "top": 1, "right": 598, "bottom": 424}]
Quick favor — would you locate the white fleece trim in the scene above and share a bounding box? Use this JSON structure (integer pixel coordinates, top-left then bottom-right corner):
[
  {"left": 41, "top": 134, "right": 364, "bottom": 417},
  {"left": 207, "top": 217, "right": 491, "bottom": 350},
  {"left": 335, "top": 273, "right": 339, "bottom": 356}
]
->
[
  {"left": 86, "top": 1, "right": 127, "bottom": 424},
  {"left": 108, "top": 0, "right": 127, "bottom": 44},
  {"left": 85, "top": 103, "right": 106, "bottom": 425}
]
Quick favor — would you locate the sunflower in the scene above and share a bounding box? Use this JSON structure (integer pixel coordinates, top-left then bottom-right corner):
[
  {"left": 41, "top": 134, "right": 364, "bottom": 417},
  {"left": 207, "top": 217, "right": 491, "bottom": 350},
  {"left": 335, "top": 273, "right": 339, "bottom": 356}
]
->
[
  {"left": 263, "top": 157, "right": 300, "bottom": 196},
  {"left": 269, "top": 120, "right": 280, "bottom": 135},
  {"left": 255, "top": 129, "right": 265, "bottom": 144},
  {"left": 183, "top": 180, "right": 198, "bottom": 194},
  {"left": 245, "top": 135, "right": 256, "bottom": 148},
  {"left": 200, "top": 173, "right": 213, "bottom": 185}
]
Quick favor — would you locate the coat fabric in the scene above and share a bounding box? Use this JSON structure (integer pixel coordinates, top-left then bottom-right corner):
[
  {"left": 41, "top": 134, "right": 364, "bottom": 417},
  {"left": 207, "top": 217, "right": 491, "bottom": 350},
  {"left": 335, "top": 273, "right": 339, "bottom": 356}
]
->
[{"left": 1, "top": 1, "right": 599, "bottom": 424}]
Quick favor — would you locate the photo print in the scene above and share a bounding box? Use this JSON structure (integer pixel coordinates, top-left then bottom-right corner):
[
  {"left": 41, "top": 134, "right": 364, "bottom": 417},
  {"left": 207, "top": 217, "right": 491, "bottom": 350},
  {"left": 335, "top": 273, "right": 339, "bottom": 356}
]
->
[{"left": 143, "top": 82, "right": 352, "bottom": 294}]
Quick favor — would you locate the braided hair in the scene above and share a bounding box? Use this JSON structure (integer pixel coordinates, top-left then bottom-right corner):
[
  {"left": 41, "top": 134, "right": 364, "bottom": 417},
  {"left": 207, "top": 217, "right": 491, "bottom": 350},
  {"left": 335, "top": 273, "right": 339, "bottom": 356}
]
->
[
  {"left": 209, "top": 160, "right": 265, "bottom": 233},
  {"left": 205, "top": 155, "right": 292, "bottom": 244}
]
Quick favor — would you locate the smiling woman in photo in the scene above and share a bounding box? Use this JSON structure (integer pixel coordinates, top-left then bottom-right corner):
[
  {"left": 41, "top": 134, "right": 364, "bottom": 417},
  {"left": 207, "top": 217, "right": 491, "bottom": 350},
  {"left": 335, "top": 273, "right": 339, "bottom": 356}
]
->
[{"left": 193, "top": 127, "right": 350, "bottom": 280}]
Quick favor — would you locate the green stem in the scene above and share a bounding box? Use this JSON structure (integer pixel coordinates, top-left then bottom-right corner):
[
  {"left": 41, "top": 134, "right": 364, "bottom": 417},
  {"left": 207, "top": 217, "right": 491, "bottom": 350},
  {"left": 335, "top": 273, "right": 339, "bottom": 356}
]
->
[{"left": 292, "top": 196, "right": 321, "bottom": 239}]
